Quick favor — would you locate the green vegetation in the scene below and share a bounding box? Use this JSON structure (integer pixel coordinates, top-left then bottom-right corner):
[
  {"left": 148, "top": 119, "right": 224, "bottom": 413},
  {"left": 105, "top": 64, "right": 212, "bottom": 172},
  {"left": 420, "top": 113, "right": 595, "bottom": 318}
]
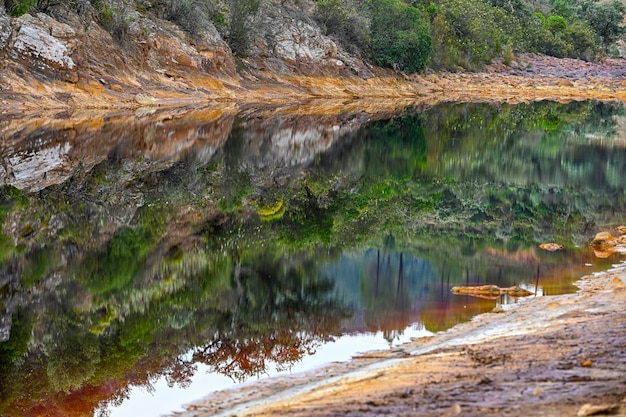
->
[
  {"left": 369, "top": 0, "right": 432, "bottom": 72},
  {"left": 311, "top": 0, "right": 623, "bottom": 71},
  {"left": 0, "top": 186, "right": 28, "bottom": 223},
  {"left": 226, "top": 0, "right": 260, "bottom": 56},
  {"left": 21, "top": 247, "right": 51, "bottom": 287},
  {"left": 0, "top": 186, "right": 27, "bottom": 266},
  {"left": 3, "top": 0, "right": 624, "bottom": 73},
  {"left": 160, "top": 0, "right": 214, "bottom": 36},
  {"left": 78, "top": 205, "right": 167, "bottom": 297},
  {"left": 3, "top": 0, "right": 37, "bottom": 16},
  {"left": 430, "top": 0, "right": 511, "bottom": 70},
  {"left": 551, "top": 0, "right": 626, "bottom": 47},
  {"left": 93, "top": 1, "right": 130, "bottom": 44},
  {"left": 313, "top": 0, "right": 370, "bottom": 53},
  {"left": 313, "top": 0, "right": 432, "bottom": 71},
  {"left": 9, "top": 0, "right": 621, "bottom": 71}
]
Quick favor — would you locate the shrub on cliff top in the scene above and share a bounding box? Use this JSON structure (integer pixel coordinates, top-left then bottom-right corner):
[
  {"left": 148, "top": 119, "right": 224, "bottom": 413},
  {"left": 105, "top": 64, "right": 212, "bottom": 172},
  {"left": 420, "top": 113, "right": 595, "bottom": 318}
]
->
[
  {"left": 530, "top": 11, "right": 599, "bottom": 60},
  {"left": 313, "top": 0, "right": 369, "bottom": 54},
  {"left": 163, "top": 0, "right": 210, "bottom": 36},
  {"left": 368, "top": 0, "right": 431, "bottom": 73},
  {"left": 4, "top": 0, "right": 37, "bottom": 16},
  {"left": 227, "top": 0, "right": 260, "bottom": 56},
  {"left": 580, "top": 0, "right": 625, "bottom": 46},
  {"left": 429, "top": 0, "right": 507, "bottom": 71}
]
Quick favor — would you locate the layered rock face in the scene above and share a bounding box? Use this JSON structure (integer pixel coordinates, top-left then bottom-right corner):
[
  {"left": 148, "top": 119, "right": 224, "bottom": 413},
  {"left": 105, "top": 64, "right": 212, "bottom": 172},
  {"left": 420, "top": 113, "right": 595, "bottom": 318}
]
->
[
  {"left": 0, "top": 0, "right": 377, "bottom": 112},
  {"left": 2, "top": 1, "right": 626, "bottom": 114},
  {"left": 7, "top": 13, "right": 77, "bottom": 82},
  {"left": 246, "top": 3, "right": 371, "bottom": 78},
  {"left": 0, "top": 2, "right": 242, "bottom": 111}
]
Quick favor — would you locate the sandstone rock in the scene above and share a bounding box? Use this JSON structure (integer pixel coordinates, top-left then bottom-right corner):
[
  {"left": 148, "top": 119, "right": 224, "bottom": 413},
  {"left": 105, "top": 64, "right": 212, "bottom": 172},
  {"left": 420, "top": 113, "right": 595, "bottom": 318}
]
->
[
  {"left": 506, "top": 286, "right": 534, "bottom": 297},
  {"left": 247, "top": 3, "right": 355, "bottom": 76},
  {"left": 0, "top": 8, "right": 10, "bottom": 50},
  {"left": 539, "top": 242, "right": 564, "bottom": 251},
  {"left": 9, "top": 13, "right": 77, "bottom": 82},
  {"left": 138, "top": 17, "right": 236, "bottom": 78},
  {"left": 77, "top": 71, "right": 105, "bottom": 94},
  {"left": 591, "top": 231, "right": 626, "bottom": 258},
  {"left": 451, "top": 285, "right": 533, "bottom": 298},
  {"left": 577, "top": 403, "right": 620, "bottom": 417},
  {"left": 452, "top": 285, "right": 502, "bottom": 296},
  {"left": 591, "top": 232, "right": 616, "bottom": 250},
  {"left": 135, "top": 93, "right": 159, "bottom": 105}
]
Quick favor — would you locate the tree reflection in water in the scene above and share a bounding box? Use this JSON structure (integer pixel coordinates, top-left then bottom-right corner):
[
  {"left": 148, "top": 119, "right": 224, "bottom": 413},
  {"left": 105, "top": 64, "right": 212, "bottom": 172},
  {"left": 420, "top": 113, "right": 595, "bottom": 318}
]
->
[{"left": 191, "top": 249, "right": 349, "bottom": 382}]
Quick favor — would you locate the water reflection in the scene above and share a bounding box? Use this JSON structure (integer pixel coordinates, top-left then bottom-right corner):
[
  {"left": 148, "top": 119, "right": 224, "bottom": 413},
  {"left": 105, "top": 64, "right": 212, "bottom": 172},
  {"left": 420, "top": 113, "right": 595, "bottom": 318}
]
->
[
  {"left": 0, "top": 100, "right": 625, "bottom": 417},
  {"left": 0, "top": 107, "right": 236, "bottom": 192}
]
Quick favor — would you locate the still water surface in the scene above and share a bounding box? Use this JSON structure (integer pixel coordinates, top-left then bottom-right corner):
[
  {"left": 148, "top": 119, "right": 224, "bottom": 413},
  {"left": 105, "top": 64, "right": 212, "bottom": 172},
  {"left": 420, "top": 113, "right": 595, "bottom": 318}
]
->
[{"left": 0, "top": 100, "right": 625, "bottom": 416}]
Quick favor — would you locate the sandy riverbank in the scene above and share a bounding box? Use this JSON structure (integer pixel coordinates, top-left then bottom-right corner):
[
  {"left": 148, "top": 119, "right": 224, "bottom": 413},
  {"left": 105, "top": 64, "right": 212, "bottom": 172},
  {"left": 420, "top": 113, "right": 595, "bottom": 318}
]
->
[{"left": 174, "top": 261, "right": 626, "bottom": 417}]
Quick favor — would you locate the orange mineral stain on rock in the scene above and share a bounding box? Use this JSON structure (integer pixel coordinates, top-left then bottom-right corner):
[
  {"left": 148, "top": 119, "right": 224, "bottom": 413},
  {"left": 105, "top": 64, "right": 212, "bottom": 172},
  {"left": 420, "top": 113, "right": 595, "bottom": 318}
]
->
[
  {"left": 591, "top": 231, "right": 626, "bottom": 258},
  {"left": 451, "top": 285, "right": 534, "bottom": 298},
  {"left": 539, "top": 243, "right": 564, "bottom": 251},
  {"left": 592, "top": 232, "right": 616, "bottom": 249}
]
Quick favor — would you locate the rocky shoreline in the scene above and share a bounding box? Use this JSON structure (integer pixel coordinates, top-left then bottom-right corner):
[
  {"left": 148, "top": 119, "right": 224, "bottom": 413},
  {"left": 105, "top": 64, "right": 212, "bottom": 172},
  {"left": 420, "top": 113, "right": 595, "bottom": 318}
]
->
[
  {"left": 2, "top": 5, "right": 626, "bottom": 118},
  {"left": 3, "top": 52, "right": 626, "bottom": 117},
  {"left": 175, "top": 262, "right": 626, "bottom": 417}
]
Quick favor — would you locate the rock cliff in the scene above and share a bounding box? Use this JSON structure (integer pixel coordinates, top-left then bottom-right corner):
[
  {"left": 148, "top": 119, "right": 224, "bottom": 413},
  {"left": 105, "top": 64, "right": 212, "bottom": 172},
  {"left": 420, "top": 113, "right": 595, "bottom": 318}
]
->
[{"left": 2, "top": 0, "right": 626, "bottom": 116}]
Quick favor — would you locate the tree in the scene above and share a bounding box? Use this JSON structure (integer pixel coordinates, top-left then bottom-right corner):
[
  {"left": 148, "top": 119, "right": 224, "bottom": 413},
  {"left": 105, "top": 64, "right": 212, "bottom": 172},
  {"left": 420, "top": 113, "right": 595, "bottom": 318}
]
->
[
  {"left": 580, "top": 0, "right": 625, "bottom": 45},
  {"left": 429, "top": 0, "right": 508, "bottom": 70},
  {"left": 368, "top": 0, "right": 432, "bottom": 73}
]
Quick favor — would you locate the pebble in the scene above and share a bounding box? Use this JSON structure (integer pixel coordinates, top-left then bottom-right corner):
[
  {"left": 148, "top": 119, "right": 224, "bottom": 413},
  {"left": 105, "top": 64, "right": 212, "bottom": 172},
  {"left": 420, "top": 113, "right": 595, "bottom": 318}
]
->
[
  {"left": 577, "top": 403, "right": 620, "bottom": 416},
  {"left": 439, "top": 404, "right": 461, "bottom": 417}
]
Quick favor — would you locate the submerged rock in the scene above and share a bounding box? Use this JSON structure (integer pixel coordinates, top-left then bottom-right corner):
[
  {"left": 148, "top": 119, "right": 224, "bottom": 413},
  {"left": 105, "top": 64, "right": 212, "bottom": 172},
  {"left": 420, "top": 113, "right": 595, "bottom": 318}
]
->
[
  {"left": 506, "top": 286, "right": 535, "bottom": 297},
  {"left": 539, "top": 243, "right": 564, "bottom": 251},
  {"left": 451, "top": 285, "right": 534, "bottom": 298}
]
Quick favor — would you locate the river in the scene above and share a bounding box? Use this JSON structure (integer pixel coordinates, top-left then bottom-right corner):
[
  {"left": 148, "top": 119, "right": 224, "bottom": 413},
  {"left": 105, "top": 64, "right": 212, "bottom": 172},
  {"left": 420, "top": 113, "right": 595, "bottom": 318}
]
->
[{"left": 0, "top": 100, "right": 625, "bottom": 416}]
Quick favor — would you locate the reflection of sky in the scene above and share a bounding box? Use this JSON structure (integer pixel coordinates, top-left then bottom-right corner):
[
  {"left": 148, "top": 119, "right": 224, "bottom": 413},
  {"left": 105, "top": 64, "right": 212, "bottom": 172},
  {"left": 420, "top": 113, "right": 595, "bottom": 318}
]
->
[
  {"left": 107, "top": 326, "right": 432, "bottom": 417},
  {"left": 318, "top": 246, "right": 613, "bottom": 333}
]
